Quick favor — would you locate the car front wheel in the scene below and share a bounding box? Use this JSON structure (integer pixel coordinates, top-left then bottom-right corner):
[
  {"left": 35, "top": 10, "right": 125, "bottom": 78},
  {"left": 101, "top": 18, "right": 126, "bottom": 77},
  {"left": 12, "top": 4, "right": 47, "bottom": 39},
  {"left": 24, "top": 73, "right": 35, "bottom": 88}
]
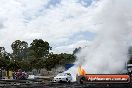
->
[{"left": 66, "top": 78, "right": 71, "bottom": 83}]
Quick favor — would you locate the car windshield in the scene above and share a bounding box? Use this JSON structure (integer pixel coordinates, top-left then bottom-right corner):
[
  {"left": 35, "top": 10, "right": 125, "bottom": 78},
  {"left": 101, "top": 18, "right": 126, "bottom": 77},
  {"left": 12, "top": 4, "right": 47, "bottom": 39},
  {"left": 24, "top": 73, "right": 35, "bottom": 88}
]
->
[
  {"left": 57, "top": 73, "right": 66, "bottom": 76},
  {"left": 66, "top": 73, "right": 71, "bottom": 76},
  {"left": 57, "top": 73, "right": 71, "bottom": 76}
]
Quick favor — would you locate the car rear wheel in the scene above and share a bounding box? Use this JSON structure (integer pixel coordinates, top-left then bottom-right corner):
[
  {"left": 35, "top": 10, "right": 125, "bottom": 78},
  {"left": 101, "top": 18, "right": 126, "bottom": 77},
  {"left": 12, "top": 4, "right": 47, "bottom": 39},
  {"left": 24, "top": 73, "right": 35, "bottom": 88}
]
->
[
  {"left": 68, "top": 80, "right": 71, "bottom": 83},
  {"left": 77, "top": 76, "right": 86, "bottom": 84},
  {"left": 66, "top": 78, "right": 69, "bottom": 82}
]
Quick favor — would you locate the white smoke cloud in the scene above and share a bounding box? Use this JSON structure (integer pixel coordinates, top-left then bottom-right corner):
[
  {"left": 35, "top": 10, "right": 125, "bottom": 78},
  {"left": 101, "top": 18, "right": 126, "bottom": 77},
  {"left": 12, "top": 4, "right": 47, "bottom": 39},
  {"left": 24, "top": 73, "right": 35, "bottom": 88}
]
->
[{"left": 67, "top": 0, "right": 132, "bottom": 81}]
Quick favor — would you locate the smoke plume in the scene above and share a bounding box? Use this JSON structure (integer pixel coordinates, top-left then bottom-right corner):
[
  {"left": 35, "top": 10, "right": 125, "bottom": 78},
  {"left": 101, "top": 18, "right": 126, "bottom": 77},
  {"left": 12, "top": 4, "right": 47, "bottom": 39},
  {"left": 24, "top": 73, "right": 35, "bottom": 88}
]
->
[{"left": 67, "top": 0, "right": 132, "bottom": 81}]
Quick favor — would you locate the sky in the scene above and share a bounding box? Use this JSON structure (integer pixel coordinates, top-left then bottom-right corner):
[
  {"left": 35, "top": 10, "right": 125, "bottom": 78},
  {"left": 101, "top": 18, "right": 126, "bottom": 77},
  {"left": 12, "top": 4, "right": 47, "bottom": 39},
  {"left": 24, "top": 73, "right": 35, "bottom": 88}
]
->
[{"left": 0, "top": 0, "right": 98, "bottom": 54}]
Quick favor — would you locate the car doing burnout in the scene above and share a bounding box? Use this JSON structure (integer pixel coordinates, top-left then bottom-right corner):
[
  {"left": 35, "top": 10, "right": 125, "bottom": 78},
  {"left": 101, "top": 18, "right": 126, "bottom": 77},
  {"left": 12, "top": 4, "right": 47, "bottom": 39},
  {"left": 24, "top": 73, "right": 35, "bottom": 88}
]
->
[{"left": 53, "top": 73, "right": 72, "bottom": 83}]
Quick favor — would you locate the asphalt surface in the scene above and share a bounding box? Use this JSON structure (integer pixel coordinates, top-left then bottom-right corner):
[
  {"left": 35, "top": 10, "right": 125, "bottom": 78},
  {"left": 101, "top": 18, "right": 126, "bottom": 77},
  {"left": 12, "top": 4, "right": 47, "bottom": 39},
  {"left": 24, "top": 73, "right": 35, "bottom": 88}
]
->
[{"left": 0, "top": 80, "right": 132, "bottom": 88}]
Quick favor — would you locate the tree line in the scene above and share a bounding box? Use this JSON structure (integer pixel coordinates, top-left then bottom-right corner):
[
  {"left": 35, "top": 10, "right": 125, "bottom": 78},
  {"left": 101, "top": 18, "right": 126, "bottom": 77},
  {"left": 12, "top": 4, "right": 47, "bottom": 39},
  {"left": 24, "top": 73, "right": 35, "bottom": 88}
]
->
[
  {"left": 1, "top": 39, "right": 131, "bottom": 72},
  {"left": 0, "top": 39, "right": 78, "bottom": 71}
]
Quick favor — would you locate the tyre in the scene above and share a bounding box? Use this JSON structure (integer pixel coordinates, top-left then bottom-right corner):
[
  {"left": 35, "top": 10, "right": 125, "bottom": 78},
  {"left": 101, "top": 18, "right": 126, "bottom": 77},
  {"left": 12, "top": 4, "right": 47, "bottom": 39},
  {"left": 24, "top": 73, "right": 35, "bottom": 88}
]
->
[
  {"left": 68, "top": 80, "right": 71, "bottom": 83},
  {"left": 77, "top": 76, "right": 86, "bottom": 84}
]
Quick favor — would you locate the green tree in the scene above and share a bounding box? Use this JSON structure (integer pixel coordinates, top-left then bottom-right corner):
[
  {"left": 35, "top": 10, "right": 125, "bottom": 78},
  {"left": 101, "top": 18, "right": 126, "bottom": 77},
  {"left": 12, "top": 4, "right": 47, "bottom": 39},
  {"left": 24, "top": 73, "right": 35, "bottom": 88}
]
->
[
  {"left": 44, "top": 53, "right": 76, "bottom": 71},
  {"left": 30, "top": 39, "right": 51, "bottom": 58},
  {"left": 0, "top": 47, "right": 5, "bottom": 58},
  {"left": 11, "top": 40, "right": 28, "bottom": 60},
  {"left": 44, "top": 54, "right": 59, "bottom": 70},
  {"left": 73, "top": 47, "right": 81, "bottom": 55},
  {"left": 18, "top": 60, "right": 32, "bottom": 71},
  {"left": 0, "top": 47, "right": 10, "bottom": 69},
  {"left": 6, "top": 60, "right": 20, "bottom": 71}
]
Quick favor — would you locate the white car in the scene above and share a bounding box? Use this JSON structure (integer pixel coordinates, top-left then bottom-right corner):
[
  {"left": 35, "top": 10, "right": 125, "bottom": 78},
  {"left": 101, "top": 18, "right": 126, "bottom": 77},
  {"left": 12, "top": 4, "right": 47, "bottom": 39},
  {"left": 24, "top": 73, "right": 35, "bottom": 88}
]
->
[
  {"left": 27, "top": 75, "right": 35, "bottom": 79},
  {"left": 53, "top": 73, "right": 72, "bottom": 83}
]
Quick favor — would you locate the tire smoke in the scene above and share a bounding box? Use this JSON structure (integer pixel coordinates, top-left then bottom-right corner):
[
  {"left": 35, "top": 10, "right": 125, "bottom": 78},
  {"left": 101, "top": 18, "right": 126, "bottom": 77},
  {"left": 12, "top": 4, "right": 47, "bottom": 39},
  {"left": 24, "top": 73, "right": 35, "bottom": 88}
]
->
[{"left": 66, "top": 0, "right": 132, "bottom": 81}]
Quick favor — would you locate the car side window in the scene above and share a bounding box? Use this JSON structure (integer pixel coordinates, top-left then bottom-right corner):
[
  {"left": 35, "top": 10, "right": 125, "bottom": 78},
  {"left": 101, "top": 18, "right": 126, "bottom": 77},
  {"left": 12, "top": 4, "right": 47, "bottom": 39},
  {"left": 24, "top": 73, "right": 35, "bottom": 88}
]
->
[{"left": 66, "top": 73, "right": 71, "bottom": 76}]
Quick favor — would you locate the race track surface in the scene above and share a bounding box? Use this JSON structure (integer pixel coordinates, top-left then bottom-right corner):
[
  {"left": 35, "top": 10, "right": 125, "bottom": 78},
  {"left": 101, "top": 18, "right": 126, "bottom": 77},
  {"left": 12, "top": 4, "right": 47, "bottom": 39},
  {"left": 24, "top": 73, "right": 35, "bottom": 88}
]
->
[{"left": 0, "top": 80, "right": 132, "bottom": 88}]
